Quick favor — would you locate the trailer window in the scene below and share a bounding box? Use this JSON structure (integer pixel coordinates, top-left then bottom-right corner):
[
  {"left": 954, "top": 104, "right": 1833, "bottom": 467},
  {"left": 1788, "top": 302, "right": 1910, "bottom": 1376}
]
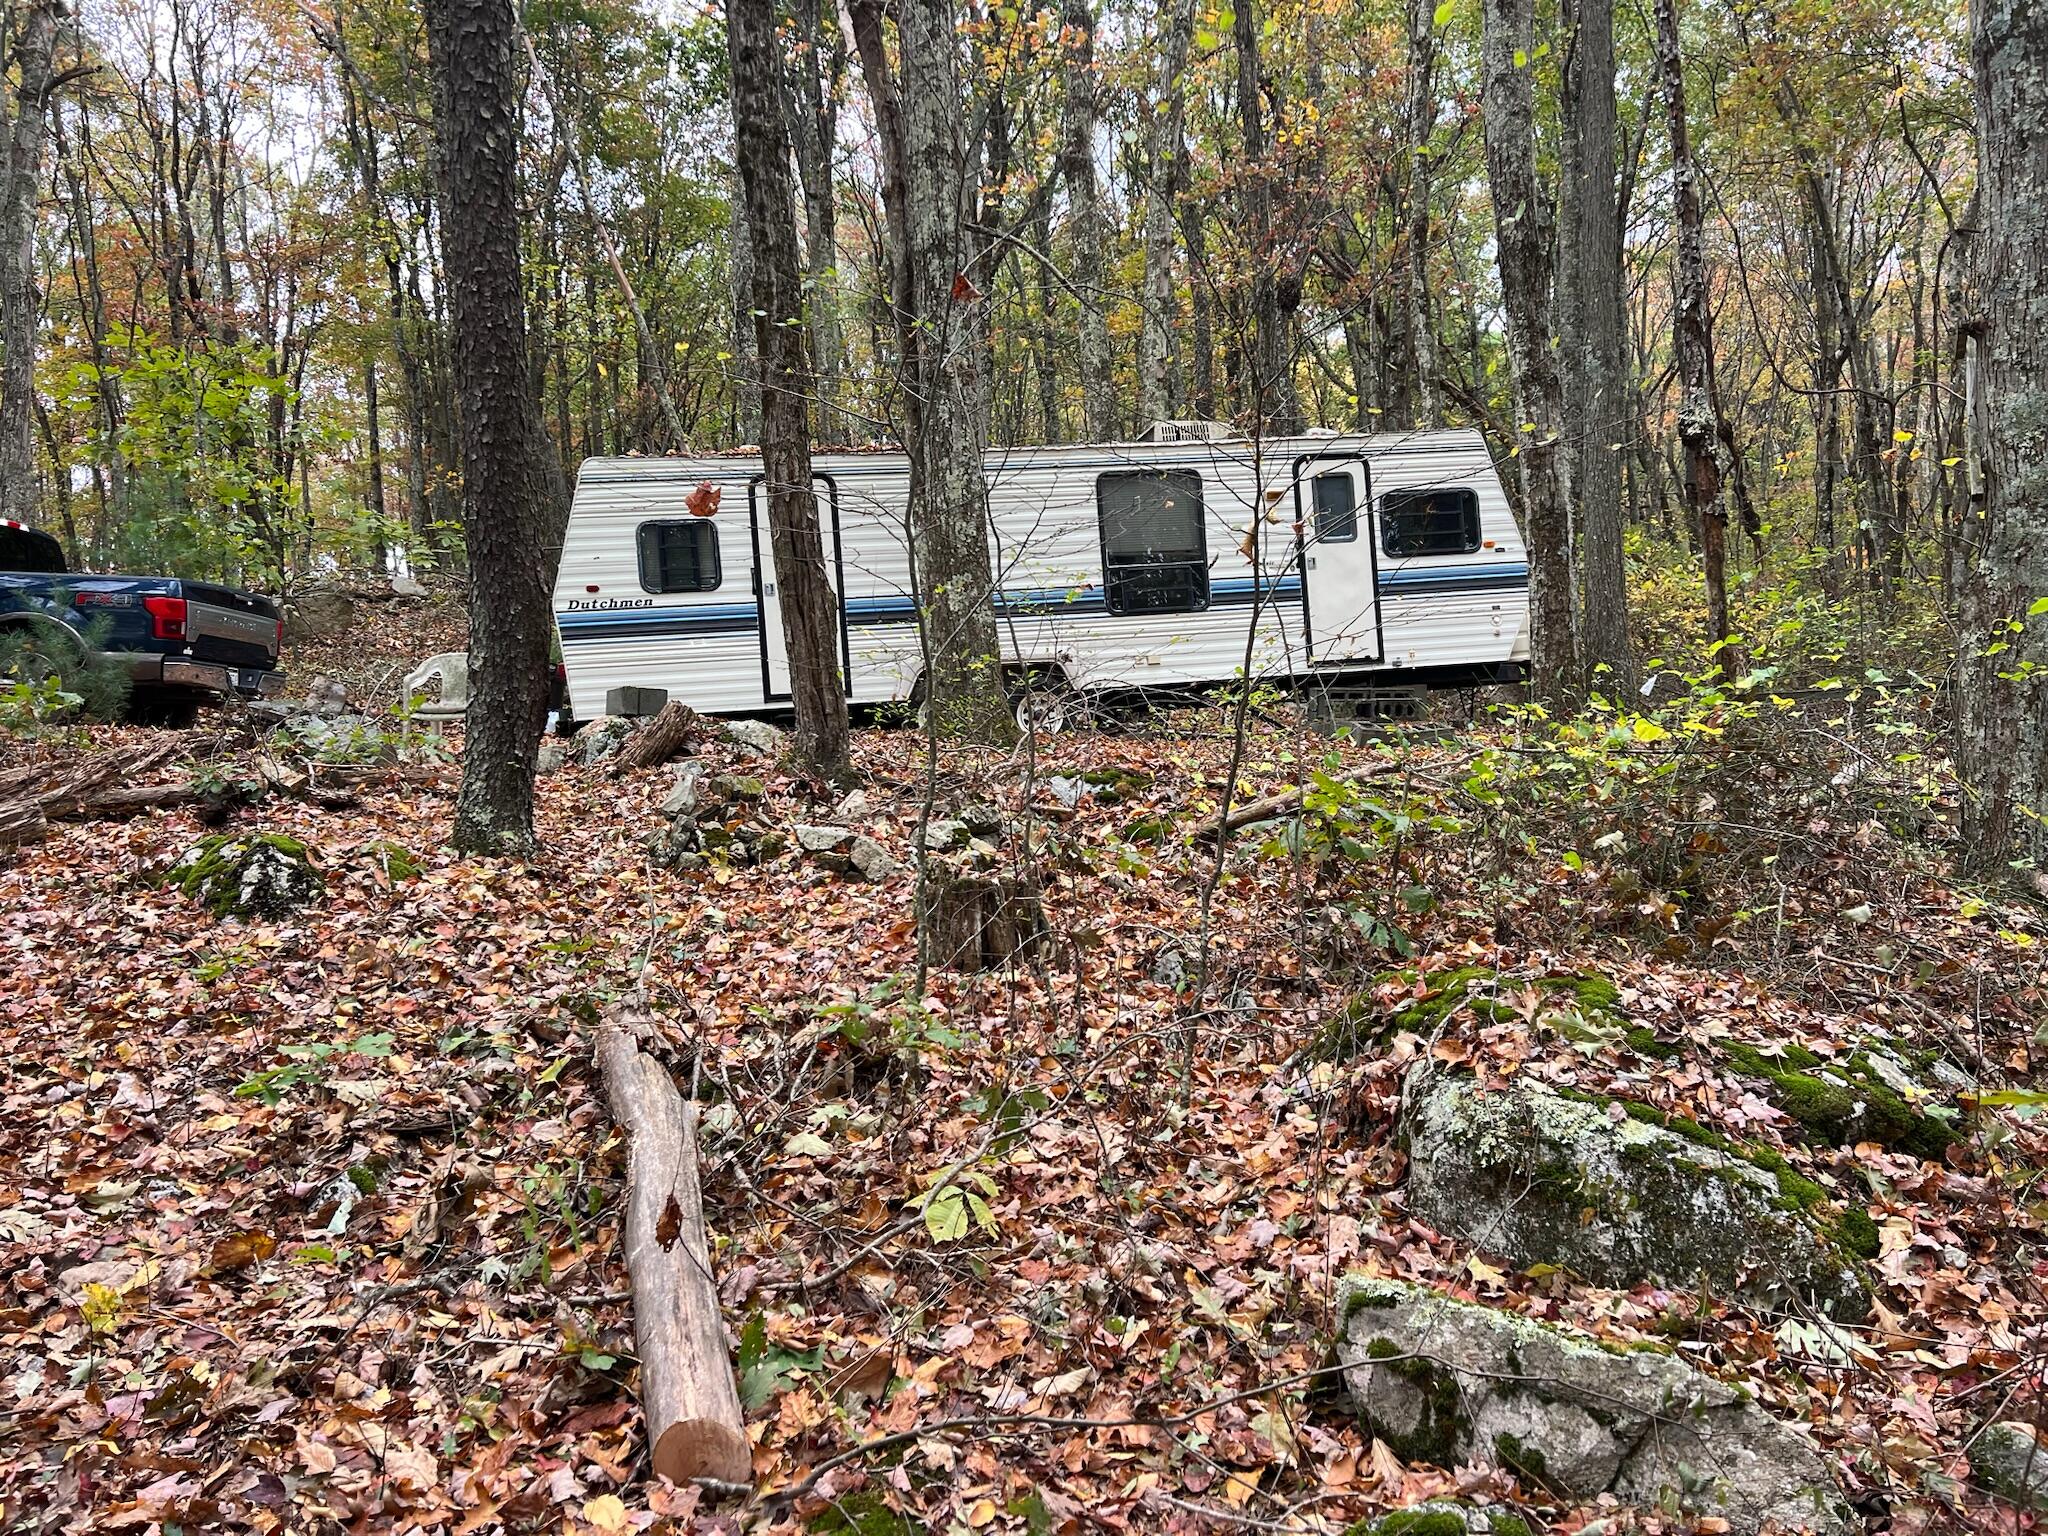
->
[
  {"left": 1097, "top": 470, "right": 1209, "bottom": 615},
  {"left": 636, "top": 521, "right": 722, "bottom": 593},
  {"left": 1380, "top": 487, "right": 1482, "bottom": 557},
  {"left": 1311, "top": 473, "right": 1357, "bottom": 542}
]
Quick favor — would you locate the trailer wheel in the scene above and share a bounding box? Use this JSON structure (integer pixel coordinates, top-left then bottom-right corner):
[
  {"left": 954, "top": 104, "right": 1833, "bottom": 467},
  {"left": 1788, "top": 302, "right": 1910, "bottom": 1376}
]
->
[{"left": 1013, "top": 688, "right": 1071, "bottom": 737}]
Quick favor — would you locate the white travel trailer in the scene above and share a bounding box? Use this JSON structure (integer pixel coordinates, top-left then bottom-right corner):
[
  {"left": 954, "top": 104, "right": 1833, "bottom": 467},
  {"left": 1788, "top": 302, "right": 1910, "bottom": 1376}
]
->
[{"left": 552, "top": 426, "right": 1529, "bottom": 722}]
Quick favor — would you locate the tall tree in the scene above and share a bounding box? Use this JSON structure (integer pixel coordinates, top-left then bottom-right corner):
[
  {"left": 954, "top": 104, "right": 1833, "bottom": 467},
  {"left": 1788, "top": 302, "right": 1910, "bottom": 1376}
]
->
[
  {"left": 1401, "top": 0, "right": 1444, "bottom": 430},
  {"left": 1232, "top": 0, "right": 1298, "bottom": 435},
  {"left": 1957, "top": 0, "right": 2048, "bottom": 866},
  {"left": 424, "top": 0, "right": 561, "bottom": 855},
  {"left": 1136, "top": 0, "right": 1194, "bottom": 427},
  {"left": 1480, "top": 0, "right": 1576, "bottom": 701},
  {"left": 729, "top": 0, "right": 852, "bottom": 782},
  {"left": 851, "top": 0, "right": 1014, "bottom": 742},
  {"left": 1655, "top": 0, "right": 1733, "bottom": 675},
  {"left": 1560, "top": 0, "right": 1632, "bottom": 689},
  {"left": 1060, "top": 0, "right": 1113, "bottom": 441},
  {"left": 780, "top": 0, "right": 845, "bottom": 435},
  {"left": 0, "top": 0, "right": 60, "bottom": 529}
]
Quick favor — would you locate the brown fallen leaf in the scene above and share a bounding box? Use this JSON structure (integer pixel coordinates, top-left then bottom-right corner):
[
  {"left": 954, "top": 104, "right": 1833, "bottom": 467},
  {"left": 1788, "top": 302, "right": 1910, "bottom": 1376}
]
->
[{"left": 207, "top": 1230, "right": 276, "bottom": 1275}]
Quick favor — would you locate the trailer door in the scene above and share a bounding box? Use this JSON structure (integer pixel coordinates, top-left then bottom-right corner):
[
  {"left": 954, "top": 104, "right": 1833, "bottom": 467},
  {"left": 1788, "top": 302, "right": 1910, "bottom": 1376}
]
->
[
  {"left": 1296, "top": 456, "right": 1382, "bottom": 665},
  {"left": 752, "top": 475, "right": 850, "bottom": 702}
]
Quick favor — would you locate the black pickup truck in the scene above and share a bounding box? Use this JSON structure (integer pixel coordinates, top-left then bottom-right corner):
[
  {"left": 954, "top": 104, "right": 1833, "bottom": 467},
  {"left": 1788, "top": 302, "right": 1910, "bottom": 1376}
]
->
[{"left": 0, "top": 519, "right": 284, "bottom": 722}]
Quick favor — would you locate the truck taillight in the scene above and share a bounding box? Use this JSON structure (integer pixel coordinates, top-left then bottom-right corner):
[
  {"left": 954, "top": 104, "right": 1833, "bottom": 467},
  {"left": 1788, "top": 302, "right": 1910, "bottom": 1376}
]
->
[{"left": 142, "top": 595, "right": 187, "bottom": 641}]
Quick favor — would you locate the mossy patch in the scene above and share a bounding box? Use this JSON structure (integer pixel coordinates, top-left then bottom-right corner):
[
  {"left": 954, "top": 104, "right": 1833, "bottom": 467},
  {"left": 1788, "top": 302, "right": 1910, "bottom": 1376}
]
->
[
  {"left": 360, "top": 839, "right": 422, "bottom": 880},
  {"left": 1346, "top": 1513, "right": 1471, "bottom": 1536},
  {"left": 1724, "top": 1042, "right": 1955, "bottom": 1159},
  {"left": 1360, "top": 1337, "right": 1471, "bottom": 1466},
  {"left": 808, "top": 1488, "right": 919, "bottom": 1536},
  {"left": 1316, "top": 966, "right": 1655, "bottom": 1065}
]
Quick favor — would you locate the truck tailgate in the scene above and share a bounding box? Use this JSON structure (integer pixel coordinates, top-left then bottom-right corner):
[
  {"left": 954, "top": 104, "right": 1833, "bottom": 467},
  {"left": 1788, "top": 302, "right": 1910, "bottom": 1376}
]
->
[{"left": 183, "top": 583, "right": 280, "bottom": 669}]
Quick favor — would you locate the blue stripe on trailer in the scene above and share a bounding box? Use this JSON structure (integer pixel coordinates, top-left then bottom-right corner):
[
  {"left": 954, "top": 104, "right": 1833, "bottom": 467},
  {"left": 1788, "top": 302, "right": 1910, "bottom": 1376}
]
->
[
  {"left": 556, "top": 575, "right": 1314, "bottom": 638},
  {"left": 1375, "top": 561, "right": 1529, "bottom": 596},
  {"left": 558, "top": 603, "right": 761, "bottom": 641}
]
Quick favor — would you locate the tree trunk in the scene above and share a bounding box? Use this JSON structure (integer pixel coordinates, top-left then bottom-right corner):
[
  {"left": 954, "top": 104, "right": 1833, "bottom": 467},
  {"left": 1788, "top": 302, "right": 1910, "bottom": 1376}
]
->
[
  {"left": 1560, "top": 0, "right": 1632, "bottom": 691},
  {"left": 730, "top": 0, "right": 854, "bottom": 783},
  {"left": 1233, "top": 0, "right": 1296, "bottom": 436},
  {"left": 1060, "top": 0, "right": 1114, "bottom": 441},
  {"left": 0, "top": 0, "right": 60, "bottom": 529},
  {"left": 1403, "top": 0, "right": 1443, "bottom": 429},
  {"left": 1182, "top": 190, "right": 1217, "bottom": 420},
  {"left": 783, "top": 0, "right": 845, "bottom": 438},
  {"left": 364, "top": 356, "right": 388, "bottom": 572},
  {"left": 1480, "top": 0, "right": 1576, "bottom": 702},
  {"left": 1655, "top": 0, "right": 1733, "bottom": 676},
  {"left": 917, "top": 867, "right": 1046, "bottom": 971},
  {"left": 424, "top": 0, "right": 562, "bottom": 856},
  {"left": 1137, "top": 0, "right": 1195, "bottom": 427},
  {"left": 728, "top": 181, "right": 760, "bottom": 445},
  {"left": 1958, "top": 0, "right": 2048, "bottom": 867},
  {"left": 859, "top": 0, "right": 1015, "bottom": 743}
]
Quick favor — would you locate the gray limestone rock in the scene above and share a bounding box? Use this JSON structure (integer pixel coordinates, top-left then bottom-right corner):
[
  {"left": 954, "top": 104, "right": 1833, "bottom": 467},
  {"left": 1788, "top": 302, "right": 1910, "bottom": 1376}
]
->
[
  {"left": 796, "top": 823, "right": 854, "bottom": 854},
  {"left": 722, "top": 718, "right": 788, "bottom": 758},
  {"left": 1338, "top": 1276, "right": 1853, "bottom": 1536},
  {"left": 1401, "top": 1066, "right": 1870, "bottom": 1320},
  {"left": 662, "top": 760, "right": 706, "bottom": 817},
  {"left": 1974, "top": 1421, "right": 2048, "bottom": 1509},
  {"left": 847, "top": 836, "right": 899, "bottom": 881}
]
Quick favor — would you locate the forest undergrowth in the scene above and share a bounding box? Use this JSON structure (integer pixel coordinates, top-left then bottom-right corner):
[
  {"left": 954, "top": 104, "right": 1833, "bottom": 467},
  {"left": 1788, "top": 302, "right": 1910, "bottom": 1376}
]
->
[{"left": 3, "top": 637, "right": 2044, "bottom": 1534}]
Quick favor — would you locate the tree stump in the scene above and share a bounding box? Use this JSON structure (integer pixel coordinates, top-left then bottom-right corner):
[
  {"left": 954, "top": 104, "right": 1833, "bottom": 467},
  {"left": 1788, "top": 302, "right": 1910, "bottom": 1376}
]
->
[
  {"left": 610, "top": 701, "right": 701, "bottom": 776},
  {"left": 918, "top": 866, "right": 1046, "bottom": 971}
]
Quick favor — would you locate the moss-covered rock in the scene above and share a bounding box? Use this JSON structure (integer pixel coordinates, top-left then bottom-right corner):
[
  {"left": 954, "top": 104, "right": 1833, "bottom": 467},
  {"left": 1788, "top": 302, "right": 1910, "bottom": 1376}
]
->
[
  {"left": 1723, "top": 1041, "right": 1956, "bottom": 1160},
  {"left": 1335, "top": 1276, "right": 1854, "bottom": 1536},
  {"left": 157, "top": 833, "right": 323, "bottom": 918},
  {"left": 1345, "top": 1504, "right": 1531, "bottom": 1536},
  {"left": 1401, "top": 1066, "right": 1870, "bottom": 1319},
  {"left": 1316, "top": 967, "right": 1660, "bottom": 1064}
]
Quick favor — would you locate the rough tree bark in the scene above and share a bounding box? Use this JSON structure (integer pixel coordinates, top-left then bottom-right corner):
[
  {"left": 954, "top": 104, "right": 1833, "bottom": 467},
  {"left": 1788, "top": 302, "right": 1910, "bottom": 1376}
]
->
[
  {"left": 1655, "top": 0, "right": 1733, "bottom": 675},
  {"left": 1957, "top": 0, "right": 2048, "bottom": 867},
  {"left": 424, "top": 0, "right": 562, "bottom": 856},
  {"left": 729, "top": 0, "right": 853, "bottom": 783},
  {"left": 1136, "top": 0, "right": 1195, "bottom": 427},
  {"left": 1480, "top": 0, "right": 1576, "bottom": 702},
  {"left": 1560, "top": 0, "right": 1632, "bottom": 690},
  {"left": 1402, "top": 0, "right": 1443, "bottom": 430},
  {"left": 1060, "top": 0, "right": 1114, "bottom": 441},
  {"left": 0, "top": 0, "right": 61, "bottom": 528},
  {"left": 855, "top": 0, "right": 1014, "bottom": 743}
]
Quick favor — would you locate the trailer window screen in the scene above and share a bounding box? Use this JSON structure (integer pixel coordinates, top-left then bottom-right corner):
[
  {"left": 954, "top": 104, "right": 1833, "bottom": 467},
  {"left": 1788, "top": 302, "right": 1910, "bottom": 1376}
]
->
[
  {"left": 1380, "top": 487, "right": 1482, "bottom": 557},
  {"left": 1097, "top": 470, "right": 1209, "bottom": 615},
  {"left": 1312, "top": 473, "right": 1357, "bottom": 542},
  {"left": 636, "top": 520, "right": 722, "bottom": 593}
]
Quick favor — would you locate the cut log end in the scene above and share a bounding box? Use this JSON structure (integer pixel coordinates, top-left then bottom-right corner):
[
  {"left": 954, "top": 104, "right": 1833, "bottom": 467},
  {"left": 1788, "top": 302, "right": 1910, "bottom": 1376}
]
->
[{"left": 652, "top": 1417, "right": 752, "bottom": 1486}]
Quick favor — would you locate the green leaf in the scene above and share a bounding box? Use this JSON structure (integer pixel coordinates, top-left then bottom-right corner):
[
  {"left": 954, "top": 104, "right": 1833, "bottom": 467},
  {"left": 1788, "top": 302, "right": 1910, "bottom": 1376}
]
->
[
  {"left": 923, "top": 1186, "right": 968, "bottom": 1242},
  {"left": 1513, "top": 46, "right": 1527, "bottom": 66},
  {"left": 2027, "top": 597, "right": 2048, "bottom": 617},
  {"left": 1433, "top": 0, "right": 1455, "bottom": 24}
]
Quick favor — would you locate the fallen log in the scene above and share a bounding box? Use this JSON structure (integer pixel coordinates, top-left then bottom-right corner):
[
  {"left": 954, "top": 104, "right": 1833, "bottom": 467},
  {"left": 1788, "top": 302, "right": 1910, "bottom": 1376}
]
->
[
  {"left": 0, "top": 799, "right": 47, "bottom": 850},
  {"left": 595, "top": 1007, "right": 751, "bottom": 1488},
  {"left": 610, "top": 701, "right": 701, "bottom": 777},
  {"left": 1207, "top": 763, "right": 1402, "bottom": 837}
]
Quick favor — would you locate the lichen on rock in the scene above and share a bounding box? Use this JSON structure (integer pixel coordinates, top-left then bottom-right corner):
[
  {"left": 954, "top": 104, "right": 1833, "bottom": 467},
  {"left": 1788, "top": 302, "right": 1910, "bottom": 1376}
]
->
[
  {"left": 158, "top": 832, "right": 324, "bottom": 918},
  {"left": 1401, "top": 1065, "right": 1870, "bottom": 1319},
  {"left": 1336, "top": 1276, "right": 1854, "bottom": 1536}
]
